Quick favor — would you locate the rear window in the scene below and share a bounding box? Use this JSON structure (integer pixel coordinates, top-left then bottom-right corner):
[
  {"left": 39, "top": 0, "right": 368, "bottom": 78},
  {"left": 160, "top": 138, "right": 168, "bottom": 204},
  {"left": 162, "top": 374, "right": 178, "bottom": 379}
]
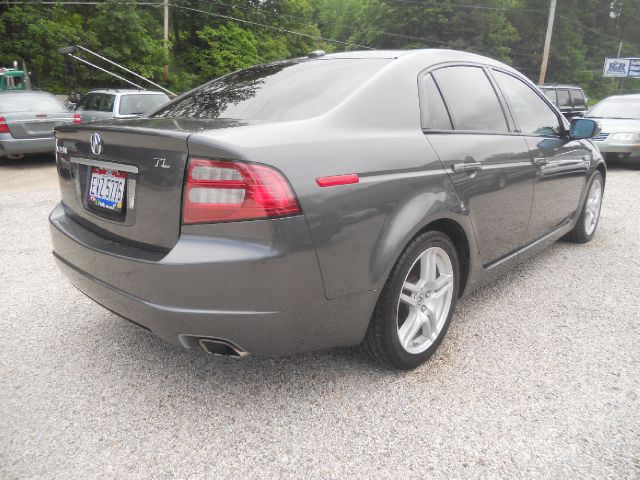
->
[
  {"left": 0, "top": 93, "right": 64, "bottom": 112},
  {"left": 557, "top": 89, "right": 571, "bottom": 108},
  {"left": 119, "top": 93, "right": 169, "bottom": 115},
  {"left": 152, "top": 59, "right": 390, "bottom": 121},
  {"left": 541, "top": 88, "right": 557, "bottom": 105},
  {"left": 571, "top": 90, "right": 586, "bottom": 108}
]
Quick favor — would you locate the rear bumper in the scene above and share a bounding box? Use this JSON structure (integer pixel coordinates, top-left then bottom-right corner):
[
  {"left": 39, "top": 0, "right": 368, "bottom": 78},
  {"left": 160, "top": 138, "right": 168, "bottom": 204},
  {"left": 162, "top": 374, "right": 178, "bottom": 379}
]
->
[
  {"left": 49, "top": 203, "right": 376, "bottom": 356},
  {"left": 0, "top": 135, "right": 55, "bottom": 156}
]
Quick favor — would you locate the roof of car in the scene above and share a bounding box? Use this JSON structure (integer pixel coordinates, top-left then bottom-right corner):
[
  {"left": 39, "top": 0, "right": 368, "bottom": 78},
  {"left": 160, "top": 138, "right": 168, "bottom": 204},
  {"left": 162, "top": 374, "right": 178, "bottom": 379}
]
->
[
  {"left": 311, "top": 49, "right": 515, "bottom": 73},
  {"left": 601, "top": 94, "right": 640, "bottom": 100},
  {"left": 540, "top": 84, "right": 584, "bottom": 89},
  {"left": 85, "top": 89, "right": 167, "bottom": 95}
]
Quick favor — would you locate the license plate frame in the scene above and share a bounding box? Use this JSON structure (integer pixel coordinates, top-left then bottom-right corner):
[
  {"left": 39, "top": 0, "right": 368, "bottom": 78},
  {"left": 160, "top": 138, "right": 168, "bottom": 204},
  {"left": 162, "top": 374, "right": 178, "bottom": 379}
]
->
[{"left": 86, "top": 166, "right": 127, "bottom": 219}]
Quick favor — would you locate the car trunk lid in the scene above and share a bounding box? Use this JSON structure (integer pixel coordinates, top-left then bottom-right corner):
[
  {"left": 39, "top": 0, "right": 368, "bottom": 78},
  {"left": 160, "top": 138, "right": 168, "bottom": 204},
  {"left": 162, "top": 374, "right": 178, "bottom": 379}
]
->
[
  {"left": 4, "top": 111, "right": 73, "bottom": 139},
  {"left": 54, "top": 118, "right": 208, "bottom": 250}
]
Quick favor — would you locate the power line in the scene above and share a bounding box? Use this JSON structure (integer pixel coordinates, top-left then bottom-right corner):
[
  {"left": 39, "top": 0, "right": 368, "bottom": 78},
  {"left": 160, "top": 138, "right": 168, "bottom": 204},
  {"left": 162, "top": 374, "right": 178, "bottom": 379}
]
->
[
  {"left": 391, "top": 0, "right": 544, "bottom": 13},
  {"left": 4, "top": 1, "right": 161, "bottom": 4},
  {"left": 168, "top": 3, "right": 375, "bottom": 50},
  {"left": 557, "top": 14, "right": 639, "bottom": 49},
  {"left": 176, "top": 0, "right": 318, "bottom": 26}
]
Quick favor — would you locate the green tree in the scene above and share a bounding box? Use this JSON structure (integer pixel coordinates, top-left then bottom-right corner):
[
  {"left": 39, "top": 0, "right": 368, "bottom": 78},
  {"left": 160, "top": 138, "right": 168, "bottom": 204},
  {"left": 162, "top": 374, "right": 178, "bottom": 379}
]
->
[{"left": 194, "top": 23, "right": 260, "bottom": 81}]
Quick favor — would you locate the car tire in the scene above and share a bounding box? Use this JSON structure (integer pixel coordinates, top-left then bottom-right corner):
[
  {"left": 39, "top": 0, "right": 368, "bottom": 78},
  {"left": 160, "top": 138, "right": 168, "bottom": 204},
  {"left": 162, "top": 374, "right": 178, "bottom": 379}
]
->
[
  {"left": 565, "top": 171, "right": 604, "bottom": 244},
  {"left": 362, "top": 230, "right": 460, "bottom": 370}
]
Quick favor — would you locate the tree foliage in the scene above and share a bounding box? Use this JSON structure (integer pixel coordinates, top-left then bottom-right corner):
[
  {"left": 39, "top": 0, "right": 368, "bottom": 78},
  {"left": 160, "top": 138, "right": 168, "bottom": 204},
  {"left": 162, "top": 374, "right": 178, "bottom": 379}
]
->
[{"left": 0, "top": 0, "right": 638, "bottom": 99}]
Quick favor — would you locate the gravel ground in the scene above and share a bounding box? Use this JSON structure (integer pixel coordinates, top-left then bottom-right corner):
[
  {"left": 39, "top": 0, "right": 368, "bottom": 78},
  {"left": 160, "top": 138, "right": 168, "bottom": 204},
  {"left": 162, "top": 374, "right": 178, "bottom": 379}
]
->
[{"left": 1, "top": 159, "right": 639, "bottom": 479}]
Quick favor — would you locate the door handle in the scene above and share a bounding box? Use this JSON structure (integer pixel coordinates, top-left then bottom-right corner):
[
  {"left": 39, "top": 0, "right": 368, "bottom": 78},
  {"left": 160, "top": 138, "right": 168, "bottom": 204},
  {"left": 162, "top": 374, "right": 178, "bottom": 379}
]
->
[
  {"left": 452, "top": 161, "right": 482, "bottom": 174},
  {"left": 533, "top": 157, "right": 548, "bottom": 166}
]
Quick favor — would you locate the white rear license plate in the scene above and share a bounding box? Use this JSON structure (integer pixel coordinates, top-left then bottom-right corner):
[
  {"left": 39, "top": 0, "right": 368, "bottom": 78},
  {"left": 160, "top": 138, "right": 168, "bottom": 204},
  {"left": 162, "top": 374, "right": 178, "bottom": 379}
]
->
[{"left": 88, "top": 167, "right": 126, "bottom": 214}]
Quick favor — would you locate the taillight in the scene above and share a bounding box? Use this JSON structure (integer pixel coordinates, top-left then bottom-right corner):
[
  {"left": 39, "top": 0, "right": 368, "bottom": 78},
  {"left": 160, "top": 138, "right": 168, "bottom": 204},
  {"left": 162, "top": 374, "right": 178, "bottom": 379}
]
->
[
  {"left": 73, "top": 113, "right": 82, "bottom": 124},
  {"left": 183, "top": 158, "right": 301, "bottom": 224},
  {"left": 0, "top": 116, "right": 9, "bottom": 134}
]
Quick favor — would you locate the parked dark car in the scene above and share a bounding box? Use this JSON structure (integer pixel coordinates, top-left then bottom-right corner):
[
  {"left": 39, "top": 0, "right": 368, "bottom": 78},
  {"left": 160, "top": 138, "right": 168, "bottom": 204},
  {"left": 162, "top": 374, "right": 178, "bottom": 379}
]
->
[
  {"left": 0, "top": 91, "right": 74, "bottom": 159},
  {"left": 73, "top": 89, "right": 170, "bottom": 123},
  {"left": 50, "top": 50, "right": 605, "bottom": 369},
  {"left": 539, "top": 84, "right": 588, "bottom": 119}
]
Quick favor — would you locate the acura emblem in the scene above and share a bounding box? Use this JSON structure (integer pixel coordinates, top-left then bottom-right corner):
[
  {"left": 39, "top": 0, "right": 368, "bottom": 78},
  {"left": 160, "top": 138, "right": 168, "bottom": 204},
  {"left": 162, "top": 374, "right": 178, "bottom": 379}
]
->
[{"left": 90, "top": 132, "right": 103, "bottom": 156}]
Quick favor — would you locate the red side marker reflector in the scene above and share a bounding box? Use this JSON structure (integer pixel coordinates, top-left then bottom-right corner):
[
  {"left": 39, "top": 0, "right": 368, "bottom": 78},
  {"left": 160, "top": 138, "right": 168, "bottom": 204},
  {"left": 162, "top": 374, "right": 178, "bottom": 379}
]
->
[{"left": 316, "top": 174, "right": 359, "bottom": 187}]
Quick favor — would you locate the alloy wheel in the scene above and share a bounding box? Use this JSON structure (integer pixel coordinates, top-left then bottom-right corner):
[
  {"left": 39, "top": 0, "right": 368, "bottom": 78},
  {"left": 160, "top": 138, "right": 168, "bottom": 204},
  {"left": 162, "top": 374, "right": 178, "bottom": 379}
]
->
[
  {"left": 396, "top": 246, "right": 454, "bottom": 354},
  {"left": 584, "top": 177, "right": 603, "bottom": 236}
]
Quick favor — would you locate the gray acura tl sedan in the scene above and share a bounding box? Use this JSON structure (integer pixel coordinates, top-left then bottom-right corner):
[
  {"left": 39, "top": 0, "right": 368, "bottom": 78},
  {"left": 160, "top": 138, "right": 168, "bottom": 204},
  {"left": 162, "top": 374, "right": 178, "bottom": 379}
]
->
[{"left": 50, "top": 50, "right": 605, "bottom": 369}]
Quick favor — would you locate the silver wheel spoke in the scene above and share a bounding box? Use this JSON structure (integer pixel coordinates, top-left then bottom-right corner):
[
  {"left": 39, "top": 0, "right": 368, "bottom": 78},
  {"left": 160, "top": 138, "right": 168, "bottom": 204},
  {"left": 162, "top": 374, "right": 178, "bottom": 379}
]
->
[
  {"left": 400, "top": 293, "right": 417, "bottom": 307},
  {"left": 431, "top": 274, "right": 453, "bottom": 299},
  {"left": 402, "top": 281, "right": 421, "bottom": 294},
  {"left": 399, "top": 311, "right": 423, "bottom": 349},
  {"left": 420, "top": 249, "right": 437, "bottom": 282}
]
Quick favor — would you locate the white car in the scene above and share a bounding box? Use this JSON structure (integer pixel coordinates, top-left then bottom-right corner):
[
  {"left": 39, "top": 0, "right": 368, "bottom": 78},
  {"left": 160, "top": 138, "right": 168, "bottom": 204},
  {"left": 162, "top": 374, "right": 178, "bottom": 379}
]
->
[
  {"left": 73, "top": 89, "right": 170, "bottom": 124},
  {"left": 587, "top": 94, "right": 640, "bottom": 167}
]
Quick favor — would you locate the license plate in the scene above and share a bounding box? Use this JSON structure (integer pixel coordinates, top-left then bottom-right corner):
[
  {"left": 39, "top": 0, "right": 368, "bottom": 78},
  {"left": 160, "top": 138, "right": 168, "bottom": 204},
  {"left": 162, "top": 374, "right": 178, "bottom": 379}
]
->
[{"left": 88, "top": 167, "right": 126, "bottom": 213}]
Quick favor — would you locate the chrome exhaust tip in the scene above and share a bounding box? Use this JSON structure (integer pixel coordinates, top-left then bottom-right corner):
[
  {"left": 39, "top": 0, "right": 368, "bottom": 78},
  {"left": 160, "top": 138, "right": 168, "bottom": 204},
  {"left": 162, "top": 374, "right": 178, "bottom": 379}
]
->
[
  {"left": 178, "top": 334, "right": 249, "bottom": 358},
  {"left": 198, "top": 338, "right": 249, "bottom": 358}
]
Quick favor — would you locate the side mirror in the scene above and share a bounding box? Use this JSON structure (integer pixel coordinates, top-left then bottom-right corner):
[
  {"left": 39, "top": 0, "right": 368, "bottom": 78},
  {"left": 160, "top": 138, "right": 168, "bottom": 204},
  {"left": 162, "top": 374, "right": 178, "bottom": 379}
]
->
[{"left": 569, "top": 118, "right": 599, "bottom": 139}]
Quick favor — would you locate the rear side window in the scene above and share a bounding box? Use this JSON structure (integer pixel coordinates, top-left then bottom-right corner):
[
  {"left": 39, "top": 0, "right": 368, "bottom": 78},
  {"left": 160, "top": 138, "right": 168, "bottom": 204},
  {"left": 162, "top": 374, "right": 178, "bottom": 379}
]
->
[
  {"left": 420, "top": 74, "right": 452, "bottom": 130},
  {"left": 76, "top": 93, "right": 114, "bottom": 112},
  {"left": 492, "top": 70, "right": 561, "bottom": 137},
  {"left": 98, "top": 94, "right": 115, "bottom": 113},
  {"left": 152, "top": 59, "right": 390, "bottom": 121},
  {"left": 557, "top": 89, "right": 571, "bottom": 108},
  {"left": 571, "top": 90, "right": 586, "bottom": 108},
  {"left": 76, "top": 94, "right": 99, "bottom": 111},
  {"left": 432, "top": 66, "right": 508, "bottom": 132},
  {"left": 119, "top": 94, "right": 169, "bottom": 115},
  {"left": 542, "top": 88, "right": 557, "bottom": 105}
]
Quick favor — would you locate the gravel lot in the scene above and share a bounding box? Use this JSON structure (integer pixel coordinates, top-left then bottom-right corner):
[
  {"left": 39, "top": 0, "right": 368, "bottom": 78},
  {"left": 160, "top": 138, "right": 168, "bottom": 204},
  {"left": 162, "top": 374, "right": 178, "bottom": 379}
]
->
[{"left": 1, "top": 156, "right": 639, "bottom": 479}]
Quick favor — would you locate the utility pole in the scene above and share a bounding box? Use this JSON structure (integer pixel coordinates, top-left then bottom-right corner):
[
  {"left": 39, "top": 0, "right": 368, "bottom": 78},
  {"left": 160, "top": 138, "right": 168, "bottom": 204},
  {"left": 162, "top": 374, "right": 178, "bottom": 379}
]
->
[
  {"left": 163, "top": 0, "right": 169, "bottom": 82},
  {"left": 538, "top": 0, "right": 557, "bottom": 85}
]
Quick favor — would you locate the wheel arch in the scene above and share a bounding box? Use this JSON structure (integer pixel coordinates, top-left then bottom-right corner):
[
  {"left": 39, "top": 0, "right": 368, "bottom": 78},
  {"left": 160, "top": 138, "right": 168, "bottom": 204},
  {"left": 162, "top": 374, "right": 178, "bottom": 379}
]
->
[
  {"left": 420, "top": 218, "right": 471, "bottom": 297},
  {"left": 372, "top": 213, "right": 474, "bottom": 301}
]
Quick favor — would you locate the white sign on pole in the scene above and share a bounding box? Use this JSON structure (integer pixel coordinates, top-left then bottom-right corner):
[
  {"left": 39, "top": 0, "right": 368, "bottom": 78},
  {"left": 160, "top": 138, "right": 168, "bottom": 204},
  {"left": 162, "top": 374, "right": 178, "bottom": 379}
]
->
[{"left": 603, "top": 58, "right": 630, "bottom": 77}]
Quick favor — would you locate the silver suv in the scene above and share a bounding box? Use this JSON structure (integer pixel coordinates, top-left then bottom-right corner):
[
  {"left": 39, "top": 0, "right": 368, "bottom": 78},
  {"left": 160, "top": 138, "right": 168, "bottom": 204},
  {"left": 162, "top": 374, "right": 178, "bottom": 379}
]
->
[{"left": 73, "top": 89, "right": 169, "bottom": 123}]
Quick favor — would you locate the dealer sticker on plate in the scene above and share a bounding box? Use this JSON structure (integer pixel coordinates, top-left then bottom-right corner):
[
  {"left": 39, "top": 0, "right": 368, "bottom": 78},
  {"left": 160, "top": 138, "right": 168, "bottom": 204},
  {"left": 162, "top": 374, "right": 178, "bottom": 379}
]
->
[{"left": 88, "top": 167, "right": 126, "bottom": 213}]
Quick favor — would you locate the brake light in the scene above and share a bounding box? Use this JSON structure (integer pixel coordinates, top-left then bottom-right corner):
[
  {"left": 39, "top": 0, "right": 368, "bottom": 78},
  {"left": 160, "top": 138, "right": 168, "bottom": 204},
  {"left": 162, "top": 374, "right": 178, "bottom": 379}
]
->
[
  {"left": 183, "top": 158, "right": 301, "bottom": 224},
  {"left": 0, "top": 116, "right": 9, "bottom": 134},
  {"left": 73, "top": 113, "right": 82, "bottom": 124}
]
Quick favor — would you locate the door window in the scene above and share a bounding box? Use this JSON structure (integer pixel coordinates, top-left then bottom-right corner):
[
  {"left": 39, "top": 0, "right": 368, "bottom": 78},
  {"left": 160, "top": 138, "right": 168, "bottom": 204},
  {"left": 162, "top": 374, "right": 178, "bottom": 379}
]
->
[
  {"left": 557, "top": 89, "right": 572, "bottom": 108},
  {"left": 492, "top": 70, "right": 562, "bottom": 137},
  {"left": 432, "top": 66, "right": 508, "bottom": 132},
  {"left": 571, "top": 90, "right": 586, "bottom": 108},
  {"left": 420, "top": 74, "right": 452, "bottom": 130},
  {"left": 76, "top": 94, "right": 99, "bottom": 111},
  {"left": 97, "top": 94, "right": 115, "bottom": 113}
]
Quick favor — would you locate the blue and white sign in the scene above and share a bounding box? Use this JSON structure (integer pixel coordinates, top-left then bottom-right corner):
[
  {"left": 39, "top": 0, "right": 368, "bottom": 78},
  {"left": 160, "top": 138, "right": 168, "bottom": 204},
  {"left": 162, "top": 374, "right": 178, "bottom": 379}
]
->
[
  {"left": 603, "top": 57, "right": 640, "bottom": 78},
  {"left": 628, "top": 59, "right": 640, "bottom": 78},
  {"left": 603, "top": 58, "right": 630, "bottom": 77}
]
